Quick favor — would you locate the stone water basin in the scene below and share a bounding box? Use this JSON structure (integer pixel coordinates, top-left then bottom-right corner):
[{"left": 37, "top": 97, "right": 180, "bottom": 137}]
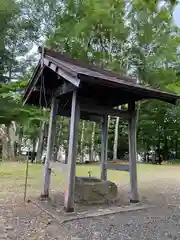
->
[{"left": 75, "top": 177, "right": 117, "bottom": 204}]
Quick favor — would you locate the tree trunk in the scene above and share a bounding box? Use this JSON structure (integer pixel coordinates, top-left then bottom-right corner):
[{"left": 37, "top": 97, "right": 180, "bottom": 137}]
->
[
  {"left": 136, "top": 102, "right": 141, "bottom": 129},
  {"left": 31, "top": 138, "right": 36, "bottom": 163},
  {"left": 43, "top": 123, "right": 49, "bottom": 150},
  {"left": 65, "top": 148, "right": 68, "bottom": 164},
  {"left": 36, "top": 121, "right": 45, "bottom": 163},
  {"left": 175, "top": 136, "right": 178, "bottom": 159},
  {"left": 58, "top": 116, "right": 64, "bottom": 145},
  {"left": 113, "top": 117, "right": 120, "bottom": 160},
  {"left": 157, "top": 126, "right": 161, "bottom": 160},
  {"left": 80, "top": 120, "right": 85, "bottom": 163},
  {"left": 17, "top": 125, "right": 23, "bottom": 155},
  {"left": 89, "top": 122, "right": 96, "bottom": 162},
  {"left": 2, "top": 139, "right": 8, "bottom": 161},
  {"left": 53, "top": 119, "right": 62, "bottom": 162},
  {"left": 164, "top": 133, "right": 168, "bottom": 161},
  {"left": 1, "top": 125, "right": 8, "bottom": 161},
  {"left": 113, "top": 106, "right": 121, "bottom": 160},
  {"left": 64, "top": 118, "right": 71, "bottom": 164},
  {"left": 7, "top": 122, "right": 16, "bottom": 161},
  {"left": 56, "top": 117, "right": 65, "bottom": 161}
]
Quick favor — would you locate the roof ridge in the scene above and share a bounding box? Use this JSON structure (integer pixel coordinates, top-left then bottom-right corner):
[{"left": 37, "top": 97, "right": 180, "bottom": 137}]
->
[{"left": 38, "top": 46, "right": 137, "bottom": 84}]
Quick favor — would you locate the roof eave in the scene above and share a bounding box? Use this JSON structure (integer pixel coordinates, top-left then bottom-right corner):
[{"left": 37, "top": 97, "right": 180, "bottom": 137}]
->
[{"left": 22, "top": 61, "right": 41, "bottom": 105}]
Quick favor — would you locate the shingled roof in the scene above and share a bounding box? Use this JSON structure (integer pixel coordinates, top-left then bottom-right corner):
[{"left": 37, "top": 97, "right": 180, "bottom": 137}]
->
[{"left": 23, "top": 47, "right": 180, "bottom": 106}]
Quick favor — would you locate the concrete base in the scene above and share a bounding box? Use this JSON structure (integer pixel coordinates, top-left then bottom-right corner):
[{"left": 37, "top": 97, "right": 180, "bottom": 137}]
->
[
  {"left": 32, "top": 199, "right": 154, "bottom": 224},
  {"left": 64, "top": 207, "right": 74, "bottom": 213},
  {"left": 130, "top": 199, "right": 139, "bottom": 203},
  {"left": 40, "top": 194, "right": 50, "bottom": 200},
  {"left": 75, "top": 177, "right": 117, "bottom": 204}
]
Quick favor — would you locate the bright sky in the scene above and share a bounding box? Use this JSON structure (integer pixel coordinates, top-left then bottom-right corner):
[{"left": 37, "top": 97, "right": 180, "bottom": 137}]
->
[{"left": 173, "top": 3, "right": 180, "bottom": 28}]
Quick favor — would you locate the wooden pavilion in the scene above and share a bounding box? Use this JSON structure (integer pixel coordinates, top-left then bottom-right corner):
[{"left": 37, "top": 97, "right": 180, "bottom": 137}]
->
[{"left": 23, "top": 47, "right": 180, "bottom": 212}]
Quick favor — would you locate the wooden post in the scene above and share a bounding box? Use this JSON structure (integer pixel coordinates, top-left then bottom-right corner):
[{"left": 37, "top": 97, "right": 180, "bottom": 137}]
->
[
  {"left": 128, "top": 101, "right": 139, "bottom": 203},
  {"left": 42, "top": 96, "right": 57, "bottom": 198},
  {"left": 64, "top": 91, "right": 80, "bottom": 212},
  {"left": 100, "top": 114, "right": 108, "bottom": 181}
]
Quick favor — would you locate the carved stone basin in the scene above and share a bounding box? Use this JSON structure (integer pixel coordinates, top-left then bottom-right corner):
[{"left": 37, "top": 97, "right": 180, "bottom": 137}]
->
[{"left": 74, "top": 177, "right": 117, "bottom": 204}]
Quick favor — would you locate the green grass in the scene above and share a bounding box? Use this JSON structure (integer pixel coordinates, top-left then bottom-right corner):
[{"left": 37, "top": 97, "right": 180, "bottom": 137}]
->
[
  {"left": 0, "top": 161, "right": 179, "bottom": 200},
  {"left": 0, "top": 162, "right": 43, "bottom": 197},
  {"left": 0, "top": 162, "right": 129, "bottom": 198}
]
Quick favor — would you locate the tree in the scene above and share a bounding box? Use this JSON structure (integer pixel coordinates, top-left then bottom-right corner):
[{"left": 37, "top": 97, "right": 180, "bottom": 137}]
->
[
  {"left": 0, "top": 0, "right": 180, "bottom": 163},
  {"left": 0, "top": 0, "right": 59, "bottom": 160},
  {"left": 44, "top": 0, "right": 180, "bottom": 161},
  {"left": 0, "top": 0, "right": 19, "bottom": 82}
]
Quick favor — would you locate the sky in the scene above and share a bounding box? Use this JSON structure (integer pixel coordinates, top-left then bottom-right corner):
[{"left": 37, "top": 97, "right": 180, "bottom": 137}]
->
[{"left": 173, "top": 3, "right": 180, "bottom": 28}]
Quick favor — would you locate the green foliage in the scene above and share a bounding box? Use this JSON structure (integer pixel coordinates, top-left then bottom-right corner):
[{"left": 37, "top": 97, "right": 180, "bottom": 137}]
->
[
  {"left": 0, "top": 0, "right": 54, "bottom": 144},
  {"left": 45, "top": 0, "right": 180, "bottom": 159},
  {"left": 0, "top": 0, "right": 180, "bottom": 160},
  {"left": 167, "top": 159, "right": 180, "bottom": 164}
]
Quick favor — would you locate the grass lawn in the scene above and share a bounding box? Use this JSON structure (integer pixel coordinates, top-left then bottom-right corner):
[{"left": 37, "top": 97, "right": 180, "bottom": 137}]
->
[
  {"left": 0, "top": 161, "right": 128, "bottom": 197},
  {"left": 1, "top": 162, "right": 180, "bottom": 239},
  {"left": 0, "top": 161, "right": 180, "bottom": 203}
]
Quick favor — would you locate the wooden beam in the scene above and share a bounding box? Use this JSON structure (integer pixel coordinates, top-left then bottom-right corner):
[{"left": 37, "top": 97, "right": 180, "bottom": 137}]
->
[
  {"left": 80, "top": 104, "right": 130, "bottom": 119},
  {"left": 33, "top": 86, "right": 52, "bottom": 95},
  {"left": 128, "top": 101, "right": 139, "bottom": 203},
  {"left": 58, "top": 108, "right": 102, "bottom": 122},
  {"left": 43, "top": 58, "right": 80, "bottom": 87},
  {"left": 23, "top": 66, "right": 44, "bottom": 105},
  {"left": 42, "top": 96, "right": 58, "bottom": 198},
  {"left": 100, "top": 114, "right": 108, "bottom": 180},
  {"left": 64, "top": 91, "right": 80, "bottom": 212},
  {"left": 54, "top": 82, "right": 77, "bottom": 97},
  {"left": 107, "top": 162, "right": 129, "bottom": 172},
  {"left": 33, "top": 82, "right": 76, "bottom": 98}
]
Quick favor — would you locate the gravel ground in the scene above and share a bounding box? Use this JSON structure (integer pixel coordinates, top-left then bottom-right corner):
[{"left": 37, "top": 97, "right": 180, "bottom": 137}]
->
[
  {"left": 1, "top": 163, "right": 180, "bottom": 239},
  {"left": 58, "top": 205, "right": 180, "bottom": 240},
  {"left": 1, "top": 199, "right": 180, "bottom": 240}
]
